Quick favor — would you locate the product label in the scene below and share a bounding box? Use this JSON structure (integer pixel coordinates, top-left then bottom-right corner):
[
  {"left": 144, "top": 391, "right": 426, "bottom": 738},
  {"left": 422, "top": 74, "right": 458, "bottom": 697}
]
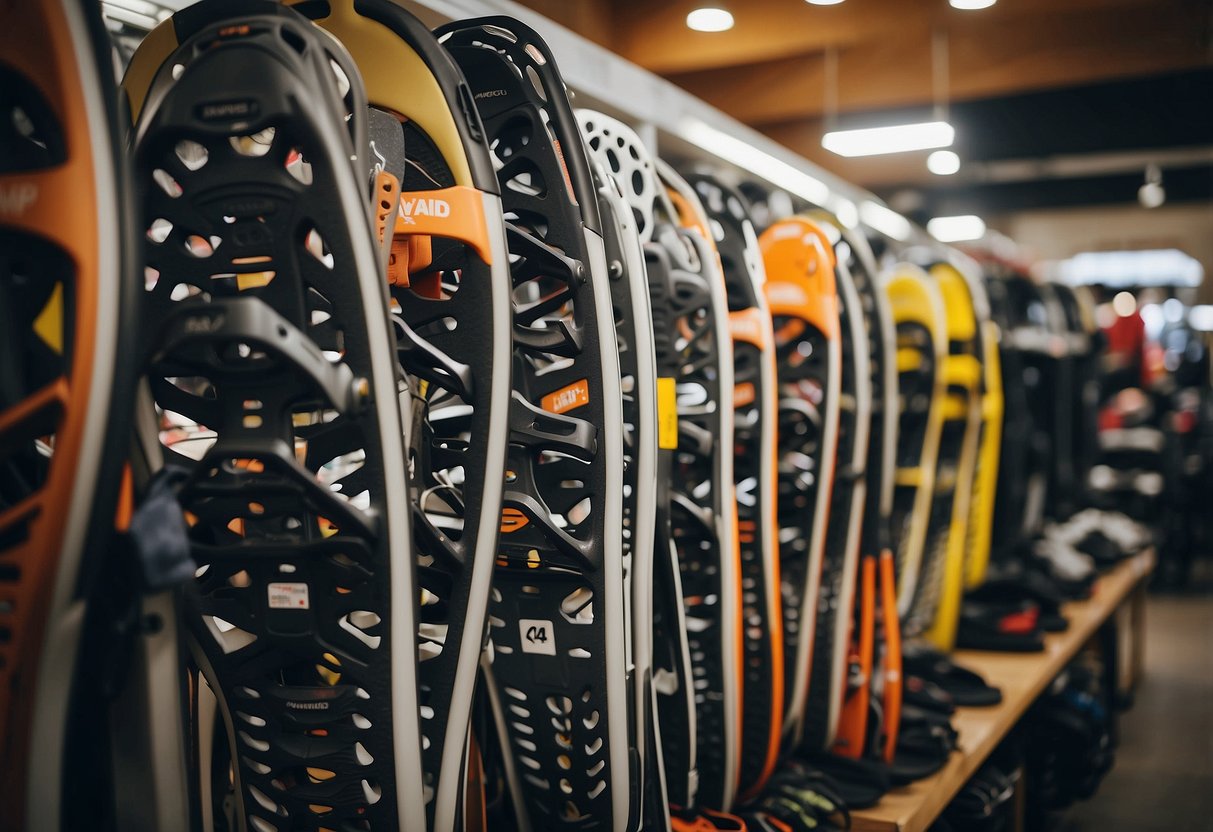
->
[
  {"left": 541, "top": 379, "right": 590, "bottom": 415},
  {"left": 518, "top": 618, "right": 556, "bottom": 655},
  {"left": 268, "top": 582, "right": 310, "bottom": 610},
  {"left": 657, "top": 377, "right": 679, "bottom": 449}
]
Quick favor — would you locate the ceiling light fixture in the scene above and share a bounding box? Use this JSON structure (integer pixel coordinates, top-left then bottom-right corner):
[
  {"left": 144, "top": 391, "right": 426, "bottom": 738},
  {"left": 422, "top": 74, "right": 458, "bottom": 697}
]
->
[
  {"left": 859, "top": 200, "right": 913, "bottom": 241},
  {"left": 806, "top": 0, "right": 846, "bottom": 5},
  {"left": 927, "top": 149, "right": 961, "bottom": 175},
  {"left": 686, "top": 7, "right": 735, "bottom": 32},
  {"left": 1138, "top": 164, "right": 1165, "bottom": 209},
  {"left": 823, "top": 120, "right": 954, "bottom": 157},
  {"left": 927, "top": 214, "right": 986, "bottom": 242},
  {"left": 950, "top": 0, "right": 997, "bottom": 9}
]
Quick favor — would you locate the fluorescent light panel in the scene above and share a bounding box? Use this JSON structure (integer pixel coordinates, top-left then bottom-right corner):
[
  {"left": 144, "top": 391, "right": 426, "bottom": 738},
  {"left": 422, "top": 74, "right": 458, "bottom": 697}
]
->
[
  {"left": 927, "top": 214, "right": 986, "bottom": 242},
  {"left": 823, "top": 120, "right": 954, "bottom": 157},
  {"left": 681, "top": 118, "right": 832, "bottom": 206},
  {"left": 859, "top": 200, "right": 912, "bottom": 241}
]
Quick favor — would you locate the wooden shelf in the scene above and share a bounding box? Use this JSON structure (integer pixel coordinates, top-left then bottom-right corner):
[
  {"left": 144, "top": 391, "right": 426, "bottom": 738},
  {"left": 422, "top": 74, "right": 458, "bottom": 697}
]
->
[{"left": 852, "top": 549, "right": 1156, "bottom": 832}]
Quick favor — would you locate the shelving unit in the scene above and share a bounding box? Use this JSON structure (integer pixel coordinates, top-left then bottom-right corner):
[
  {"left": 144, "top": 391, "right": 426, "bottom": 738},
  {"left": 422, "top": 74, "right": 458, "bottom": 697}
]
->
[{"left": 852, "top": 549, "right": 1156, "bottom": 832}]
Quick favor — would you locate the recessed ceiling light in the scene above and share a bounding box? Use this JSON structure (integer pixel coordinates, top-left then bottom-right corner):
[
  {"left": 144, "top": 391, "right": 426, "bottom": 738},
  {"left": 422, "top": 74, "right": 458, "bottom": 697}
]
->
[
  {"left": 686, "top": 7, "right": 734, "bottom": 32},
  {"left": 927, "top": 149, "right": 961, "bottom": 175},
  {"left": 950, "top": 0, "right": 997, "bottom": 8},
  {"left": 927, "top": 214, "right": 986, "bottom": 242},
  {"left": 823, "top": 120, "right": 954, "bottom": 157},
  {"left": 806, "top": 0, "right": 846, "bottom": 5}
]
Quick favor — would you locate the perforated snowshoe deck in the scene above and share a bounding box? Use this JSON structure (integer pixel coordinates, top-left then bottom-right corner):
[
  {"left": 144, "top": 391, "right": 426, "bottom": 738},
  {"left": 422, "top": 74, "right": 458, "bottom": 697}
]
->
[
  {"left": 758, "top": 218, "right": 841, "bottom": 751},
  {"left": 129, "top": 9, "right": 425, "bottom": 829},
  {"left": 435, "top": 21, "right": 631, "bottom": 832},
  {"left": 293, "top": 2, "right": 515, "bottom": 826},
  {"left": 884, "top": 265, "right": 946, "bottom": 631},
  {"left": 687, "top": 172, "right": 783, "bottom": 803}
]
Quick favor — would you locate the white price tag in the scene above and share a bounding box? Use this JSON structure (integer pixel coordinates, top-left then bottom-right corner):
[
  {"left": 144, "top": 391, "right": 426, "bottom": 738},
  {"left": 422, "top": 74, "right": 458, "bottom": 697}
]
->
[
  {"left": 268, "top": 582, "right": 310, "bottom": 610},
  {"left": 518, "top": 618, "right": 556, "bottom": 655}
]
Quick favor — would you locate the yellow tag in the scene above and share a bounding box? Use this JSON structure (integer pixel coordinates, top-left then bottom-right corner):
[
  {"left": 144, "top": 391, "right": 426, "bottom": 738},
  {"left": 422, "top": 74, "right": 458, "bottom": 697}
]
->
[{"left": 657, "top": 377, "right": 678, "bottom": 450}]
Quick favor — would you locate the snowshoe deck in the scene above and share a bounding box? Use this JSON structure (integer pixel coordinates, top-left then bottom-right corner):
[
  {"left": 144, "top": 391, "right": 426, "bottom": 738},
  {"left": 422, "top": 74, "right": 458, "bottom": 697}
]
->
[
  {"left": 435, "top": 22, "right": 631, "bottom": 831},
  {"left": 295, "top": 2, "right": 514, "bottom": 826},
  {"left": 687, "top": 172, "right": 783, "bottom": 803},
  {"left": 758, "top": 218, "right": 841, "bottom": 750},
  {"left": 800, "top": 219, "right": 871, "bottom": 754},
  {"left": 128, "top": 7, "right": 426, "bottom": 830},
  {"left": 884, "top": 264, "right": 946, "bottom": 631}
]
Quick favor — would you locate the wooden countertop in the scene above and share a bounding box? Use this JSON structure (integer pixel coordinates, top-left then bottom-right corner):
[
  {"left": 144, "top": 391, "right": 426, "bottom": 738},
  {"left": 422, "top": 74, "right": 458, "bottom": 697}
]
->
[{"left": 851, "top": 548, "right": 1156, "bottom": 832}]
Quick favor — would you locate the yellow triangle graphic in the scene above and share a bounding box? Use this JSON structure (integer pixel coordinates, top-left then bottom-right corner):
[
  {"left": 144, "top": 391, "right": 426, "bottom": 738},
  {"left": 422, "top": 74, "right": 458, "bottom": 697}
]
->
[{"left": 33, "top": 281, "right": 64, "bottom": 355}]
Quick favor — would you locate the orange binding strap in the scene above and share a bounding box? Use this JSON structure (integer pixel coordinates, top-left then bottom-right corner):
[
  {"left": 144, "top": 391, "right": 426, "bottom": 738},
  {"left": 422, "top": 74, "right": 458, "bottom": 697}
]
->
[
  {"left": 878, "top": 548, "right": 903, "bottom": 763},
  {"left": 832, "top": 554, "right": 876, "bottom": 758}
]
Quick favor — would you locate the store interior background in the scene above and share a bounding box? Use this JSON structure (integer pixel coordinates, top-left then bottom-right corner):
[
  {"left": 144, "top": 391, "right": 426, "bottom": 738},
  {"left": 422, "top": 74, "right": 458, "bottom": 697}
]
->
[
  {"left": 96, "top": 0, "right": 1212, "bottom": 828},
  {"left": 516, "top": 0, "right": 1213, "bottom": 294},
  {"left": 507, "top": 3, "right": 1213, "bottom": 828}
]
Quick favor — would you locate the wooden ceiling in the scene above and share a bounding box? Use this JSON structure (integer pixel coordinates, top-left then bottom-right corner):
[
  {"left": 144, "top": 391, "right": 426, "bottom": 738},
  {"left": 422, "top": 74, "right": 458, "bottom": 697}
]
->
[{"left": 517, "top": 0, "right": 1213, "bottom": 194}]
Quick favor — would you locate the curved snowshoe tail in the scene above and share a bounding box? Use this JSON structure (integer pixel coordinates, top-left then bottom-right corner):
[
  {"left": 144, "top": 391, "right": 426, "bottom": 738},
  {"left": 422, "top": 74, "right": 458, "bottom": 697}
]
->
[
  {"left": 0, "top": 1, "right": 137, "bottom": 828},
  {"left": 686, "top": 172, "right": 783, "bottom": 803},
  {"left": 758, "top": 219, "right": 841, "bottom": 751},
  {"left": 129, "top": 9, "right": 426, "bottom": 831},
  {"left": 433, "top": 20, "right": 632, "bottom": 832}
]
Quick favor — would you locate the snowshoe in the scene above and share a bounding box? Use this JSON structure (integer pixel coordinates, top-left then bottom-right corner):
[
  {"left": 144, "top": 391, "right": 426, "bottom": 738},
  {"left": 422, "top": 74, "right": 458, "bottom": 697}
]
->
[
  {"left": 796, "top": 219, "right": 870, "bottom": 754},
  {"left": 686, "top": 172, "right": 783, "bottom": 803},
  {"left": 657, "top": 159, "right": 741, "bottom": 814},
  {"left": 296, "top": 3, "right": 517, "bottom": 827},
  {"left": 128, "top": 7, "right": 427, "bottom": 831},
  {"left": 915, "top": 261, "right": 983, "bottom": 652},
  {"left": 758, "top": 218, "right": 841, "bottom": 750},
  {"left": 432, "top": 20, "right": 632, "bottom": 832},
  {"left": 884, "top": 264, "right": 947, "bottom": 635},
  {"left": 578, "top": 109, "right": 700, "bottom": 818},
  {"left": 0, "top": 1, "right": 137, "bottom": 827}
]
